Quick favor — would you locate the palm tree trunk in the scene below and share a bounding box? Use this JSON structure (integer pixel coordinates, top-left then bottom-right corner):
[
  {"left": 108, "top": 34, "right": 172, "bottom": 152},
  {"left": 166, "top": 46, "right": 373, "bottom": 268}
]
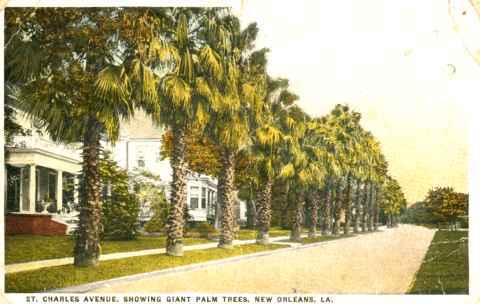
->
[
  {"left": 393, "top": 215, "right": 399, "bottom": 227},
  {"left": 343, "top": 173, "right": 352, "bottom": 235},
  {"left": 308, "top": 190, "right": 320, "bottom": 238},
  {"left": 321, "top": 179, "right": 332, "bottom": 235},
  {"left": 373, "top": 186, "right": 379, "bottom": 231},
  {"left": 246, "top": 199, "right": 256, "bottom": 229},
  {"left": 218, "top": 148, "right": 236, "bottom": 249},
  {"left": 290, "top": 189, "right": 304, "bottom": 242},
  {"left": 353, "top": 179, "right": 361, "bottom": 233},
  {"left": 361, "top": 181, "right": 369, "bottom": 232},
  {"left": 281, "top": 182, "right": 290, "bottom": 228},
  {"left": 245, "top": 182, "right": 256, "bottom": 229},
  {"left": 165, "top": 125, "right": 188, "bottom": 256},
  {"left": 74, "top": 120, "right": 102, "bottom": 267},
  {"left": 256, "top": 177, "right": 272, "bottom": 244},
  {"left": 332, "top": 180, "right": 342, "bottom": 235},
  {"left": 367, "top": 181, "right": 374, "bottom": 231}
]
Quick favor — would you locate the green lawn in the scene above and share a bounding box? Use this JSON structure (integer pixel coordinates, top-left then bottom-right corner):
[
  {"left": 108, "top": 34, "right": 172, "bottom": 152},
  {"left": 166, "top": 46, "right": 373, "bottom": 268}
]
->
[
  {"left": 5, "top": 244, "right": 287, "bottom": 293},
  {"left": 234, "top": 227, "right": 291, "bottom": 240},
  {"left": 408, "top": 230, "right": 468, "bottom": 294},
  {"left": 5, "top": 235, "right": 211, "bottom": 265}
]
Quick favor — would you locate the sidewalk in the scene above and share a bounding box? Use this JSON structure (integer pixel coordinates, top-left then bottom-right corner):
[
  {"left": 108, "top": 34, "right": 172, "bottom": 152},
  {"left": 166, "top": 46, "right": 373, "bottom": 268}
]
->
[
  {"left": 5, "top": 235, "right": 293, "bottom": 274},
  {"left": 6, "top": 228, "right": 388, "bottom": 274}
]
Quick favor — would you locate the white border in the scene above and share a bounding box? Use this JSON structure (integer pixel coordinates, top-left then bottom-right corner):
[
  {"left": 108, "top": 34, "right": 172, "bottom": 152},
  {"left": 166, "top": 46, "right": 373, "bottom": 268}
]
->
[{"left": 1, "top": 1, "right": 479, "bottom": 303}]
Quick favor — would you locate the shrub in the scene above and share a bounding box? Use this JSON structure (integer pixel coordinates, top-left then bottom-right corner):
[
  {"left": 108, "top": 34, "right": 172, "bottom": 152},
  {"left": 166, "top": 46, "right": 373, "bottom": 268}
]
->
[
  {"left": 458, "top": 216, "right": 468, "bottom": 229},
  {"left": 197, "top": 222, "right": 217, "bottom": 239},
  {"left": 102, "top": 194, "right": 140, "bottom": 240},
  {"left": 99, "top": 151, "right": 140, "bottom": 240},
  {"left": 143, "top": 191, "right": 170, "bottom": 233}
]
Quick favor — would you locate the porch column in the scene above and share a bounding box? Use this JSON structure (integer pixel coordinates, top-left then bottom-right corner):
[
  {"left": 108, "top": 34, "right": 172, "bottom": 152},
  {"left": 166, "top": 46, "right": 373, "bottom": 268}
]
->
[
  {"left": 73, "top": 176, "right": 79, "bottom": 205},
  {"left": 56, "top": 170, "right": 63, "bottom": 212},
  {"left": 28, "top": 165, "right": 36, "bottom": 213}
]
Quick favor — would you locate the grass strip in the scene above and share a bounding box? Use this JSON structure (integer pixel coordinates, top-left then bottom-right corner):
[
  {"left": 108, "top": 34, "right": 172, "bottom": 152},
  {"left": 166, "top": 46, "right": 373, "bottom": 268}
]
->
[
  {"left": 233, "top": 228, "right": 290, "bottom": 240},
  {"left": 5, "top": 235, "right": 211, "bottom": 265},
  {"left": 408, "top": 230, "right": 468, "bottom": 294},
  {"left": 5, "top": 244, "right": 287, "bottom": 293},
  {"left": 301, "top": 234, "right": 356, "bottom": 244}
]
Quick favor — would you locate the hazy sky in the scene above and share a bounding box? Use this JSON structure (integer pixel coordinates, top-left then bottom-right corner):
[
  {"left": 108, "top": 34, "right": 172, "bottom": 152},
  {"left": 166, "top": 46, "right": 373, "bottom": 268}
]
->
[{"left": 235, "top": 0, "right": 477, "bottom": 202}]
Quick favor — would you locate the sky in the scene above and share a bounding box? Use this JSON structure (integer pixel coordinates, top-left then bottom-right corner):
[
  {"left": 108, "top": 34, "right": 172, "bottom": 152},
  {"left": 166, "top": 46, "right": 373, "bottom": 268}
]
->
[{"left": 233, "top": 0, "right": 478, "bottom": 203}]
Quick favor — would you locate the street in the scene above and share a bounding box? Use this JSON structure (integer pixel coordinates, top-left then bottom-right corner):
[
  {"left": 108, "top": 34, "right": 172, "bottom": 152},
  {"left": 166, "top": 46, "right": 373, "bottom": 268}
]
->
[{"left": 92, "top": 225, "right": 435, "bottom": 294}]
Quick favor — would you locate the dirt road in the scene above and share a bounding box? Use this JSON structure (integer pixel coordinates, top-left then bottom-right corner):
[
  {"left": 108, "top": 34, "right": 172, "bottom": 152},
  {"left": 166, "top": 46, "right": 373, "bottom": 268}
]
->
[{"left": 92, "top": 224, "right": 435, "bottom": 294}]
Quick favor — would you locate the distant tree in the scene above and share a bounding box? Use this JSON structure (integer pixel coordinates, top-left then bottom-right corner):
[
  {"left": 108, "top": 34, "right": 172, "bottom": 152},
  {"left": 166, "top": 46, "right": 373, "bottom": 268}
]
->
[
  {"left": 424, "top": 187, "right": 468, "bottom": 230},
  {"left": 401, "top": 201, "right": 440, "bottom": 225},
  {"left": 161, "top": 128, "right": 221, "bottom": 177}
]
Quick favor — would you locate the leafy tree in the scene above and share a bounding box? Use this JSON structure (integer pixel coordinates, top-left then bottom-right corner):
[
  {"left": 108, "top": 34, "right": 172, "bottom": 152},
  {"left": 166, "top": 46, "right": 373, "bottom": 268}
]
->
[
  {"left": 161, "top": 128, "right": 221, "bottom": 177},
  {"left": 401, "top": 201, "right": 440, "bottom": 225},
  {"left": 424, "top": 187, "right": 468, "bottom": 229},
  {"left": 380, "top": 176, "right": 407, "bottom": 227}
]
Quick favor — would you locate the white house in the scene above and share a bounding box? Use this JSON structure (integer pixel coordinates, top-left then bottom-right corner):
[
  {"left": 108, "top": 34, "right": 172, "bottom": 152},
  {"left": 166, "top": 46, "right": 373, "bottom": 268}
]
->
[
  {"left": 4, "top": 110, "right": 246, "bottom": 235},
  {"left": 5, "top": 112, "right": 82, "bottom": 235},
  {"left": 109, "top": 113, "right": 246, "bottom": 225},
  {"left": 108, "top": 134, "right": 220, "bottom": 224}
]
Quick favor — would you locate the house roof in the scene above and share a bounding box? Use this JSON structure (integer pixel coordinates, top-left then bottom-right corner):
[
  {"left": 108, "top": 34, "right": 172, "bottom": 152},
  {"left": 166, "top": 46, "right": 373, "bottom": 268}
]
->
[{"left": 121, "top": 110, "right": 164, "bottom": 140}]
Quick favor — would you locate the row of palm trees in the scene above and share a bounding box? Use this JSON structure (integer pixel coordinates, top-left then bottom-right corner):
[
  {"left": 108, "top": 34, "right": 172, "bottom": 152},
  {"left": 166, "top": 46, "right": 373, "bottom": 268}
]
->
[
  {"left": 5, "top": 7, "right": 406, "bottom": 267},
  {"left": 247, "top": 101, "right": 407, "bottom": 243}
]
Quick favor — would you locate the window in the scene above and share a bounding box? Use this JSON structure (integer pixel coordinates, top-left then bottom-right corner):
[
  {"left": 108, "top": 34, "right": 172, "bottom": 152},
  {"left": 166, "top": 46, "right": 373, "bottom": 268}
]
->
[
  {"left": 201, "top": 187, "right": 207, "bottom": 209},
  {"left": 136, "top": 148, "right": 145, "bottom": 168},
  {"left": 190, "top": 186, "right": 199, "bottom": 209},
  {"left": 137, "top": 156, "right": 145, "bottom": 168}
]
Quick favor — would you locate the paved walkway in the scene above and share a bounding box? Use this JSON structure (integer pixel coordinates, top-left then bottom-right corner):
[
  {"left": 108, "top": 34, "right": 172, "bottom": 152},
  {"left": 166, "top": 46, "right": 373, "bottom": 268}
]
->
[
  {"left": 5, "top": 235, "right": 296, "bottom": 274},
  {"left": 86, "top": 225, "right": 435, "bottom": 294}
]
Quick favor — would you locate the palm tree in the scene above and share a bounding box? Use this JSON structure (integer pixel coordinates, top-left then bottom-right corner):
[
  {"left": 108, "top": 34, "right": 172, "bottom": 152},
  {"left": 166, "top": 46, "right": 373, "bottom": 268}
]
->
[
  {"left": 307, "top": 187, "right": 321, "bottom": 238},
  {"left": 6, "top": 8, "right": 160, "bottom": 266},
  {"left": 141, "top": 8, "right": 231, "bottom": 256},
  {"left": 373, "top": 154, "right": 388, "bottom": 230},
  {"left": 252, "top": 78, "right": 299, "bottom": 244},
  {"left": 331, "top": 178, "right": 343, "bottom": 235},
  {"left": 202, "top": 16, "right": 268, "bottom": 249},
  {"left": 352, "top": 178, "right": 362, "bottom": 233},
  {"left": 361, "top": 181, "right": 370, "bottom": 232},
  {"left": 320, "top": 105, "right": 356, "bottom": 235},
  {"left": 342, "top": 111, "right": 363, "bottom": 235},
  {"left": 321, "top": 177, "right": 334, "bottom": 235},
  {"left": 311, "top": 115, "right": 342, "bottom": 236},
  {"left": 279, "top": 108, "right": 325, "bottom": 241}
]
